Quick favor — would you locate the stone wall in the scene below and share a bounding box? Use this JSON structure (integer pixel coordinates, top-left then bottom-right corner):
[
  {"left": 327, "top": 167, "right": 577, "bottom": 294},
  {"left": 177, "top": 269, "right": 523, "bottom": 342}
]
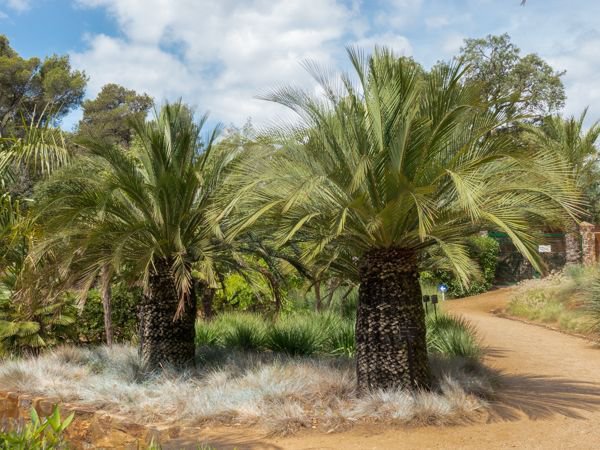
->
[
  {"left": 0, "top": 390, "right": 173, "bottom": 449},
  {"left": 579, "top": 222, "right": 597, "bottom": 267}
]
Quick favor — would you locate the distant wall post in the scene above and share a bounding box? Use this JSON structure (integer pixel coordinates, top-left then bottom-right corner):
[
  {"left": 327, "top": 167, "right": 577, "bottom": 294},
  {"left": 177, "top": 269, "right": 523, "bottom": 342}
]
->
[{"left": 579, "top": 222, "right": 596, "bottom": 266}]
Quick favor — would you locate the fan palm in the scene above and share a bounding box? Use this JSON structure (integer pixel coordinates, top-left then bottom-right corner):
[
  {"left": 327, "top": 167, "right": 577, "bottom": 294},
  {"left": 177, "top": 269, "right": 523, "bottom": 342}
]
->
[
  {"left": 523, "top": 109, "right": 600, "bottom": 264},
  {"left": 226, "top": 48, "right": 581, "bottom": 392},
  {"left": 34, "top": 102, "right": 237, "bottom": 370}
]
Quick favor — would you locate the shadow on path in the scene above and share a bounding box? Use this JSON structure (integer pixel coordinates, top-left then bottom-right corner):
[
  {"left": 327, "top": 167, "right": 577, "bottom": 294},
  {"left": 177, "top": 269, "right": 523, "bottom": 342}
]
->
[{"left": 488, "top": 373, "right": 600, "bottom": 422}]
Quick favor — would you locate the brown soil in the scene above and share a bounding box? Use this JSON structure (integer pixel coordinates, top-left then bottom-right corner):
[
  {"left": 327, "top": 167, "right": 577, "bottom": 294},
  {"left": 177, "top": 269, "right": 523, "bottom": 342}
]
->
[{"left": 190, "top": 288, "right": 600, "bottom": 450}]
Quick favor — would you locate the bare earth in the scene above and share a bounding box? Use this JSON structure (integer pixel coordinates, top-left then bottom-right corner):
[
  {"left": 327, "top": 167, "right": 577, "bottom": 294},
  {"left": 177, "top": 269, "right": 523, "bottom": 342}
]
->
[{"left": 191, "top": 288, "right": 600, "bottom": 450}]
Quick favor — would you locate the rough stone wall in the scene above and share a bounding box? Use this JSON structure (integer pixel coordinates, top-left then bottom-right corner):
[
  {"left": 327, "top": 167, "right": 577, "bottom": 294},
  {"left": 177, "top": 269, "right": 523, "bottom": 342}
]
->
[
  {"left": 0, "top": 391, "right": 165, "bottom": 449},
  {"left": 579, "top": 222, "right": 597, "bottom": 267},
  {"left": 565, "top": 231, "right": 582, "bottom": 265}
]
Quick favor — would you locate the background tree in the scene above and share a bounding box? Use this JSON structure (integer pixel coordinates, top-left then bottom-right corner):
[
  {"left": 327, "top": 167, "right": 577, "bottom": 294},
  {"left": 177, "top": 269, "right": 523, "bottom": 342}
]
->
[
  {"left": 227, "top": 48, "right": 581, "bottom": 392},
  {"left": 523, "top": 109, "right": 600, "bottom": 263},
  {"left": 77, "top": 84, "right": 153, "bottom": 147},
  {"left": 456, "top": 34, "right": 565, "bottom": 120},
  {"left": 0, "top": 35, "right": 87, "bottom": 136}
]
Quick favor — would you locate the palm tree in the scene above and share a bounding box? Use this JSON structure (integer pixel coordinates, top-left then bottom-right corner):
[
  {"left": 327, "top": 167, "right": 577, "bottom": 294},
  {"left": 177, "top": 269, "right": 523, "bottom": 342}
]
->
[
  {"left": 523, "top": 109, "right": 600, "bottom": 264},
  {"left": 226, "top": 48, "right": 581, "bottom": 392},
  {"left": 34, "top": 102, "right": 235, "bottom": 370}
]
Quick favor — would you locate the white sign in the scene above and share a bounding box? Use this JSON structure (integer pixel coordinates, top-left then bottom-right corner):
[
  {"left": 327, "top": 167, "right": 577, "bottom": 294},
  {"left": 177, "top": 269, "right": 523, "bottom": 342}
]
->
[{"left": 538, "top": 245, "right": 552, "bottom": 253}]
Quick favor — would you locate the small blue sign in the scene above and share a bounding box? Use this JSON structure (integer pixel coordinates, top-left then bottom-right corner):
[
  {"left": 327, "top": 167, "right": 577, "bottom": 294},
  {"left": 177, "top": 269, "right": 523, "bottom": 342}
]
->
[{"left": 438, "top": 283, "right": 448, "bottom": 293}]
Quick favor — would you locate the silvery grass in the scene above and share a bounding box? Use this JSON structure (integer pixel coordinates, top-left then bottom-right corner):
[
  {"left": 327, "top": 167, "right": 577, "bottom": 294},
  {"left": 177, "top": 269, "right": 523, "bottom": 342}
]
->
[{"left": 0, "top": 345, "right": 495, "bottom": 434}]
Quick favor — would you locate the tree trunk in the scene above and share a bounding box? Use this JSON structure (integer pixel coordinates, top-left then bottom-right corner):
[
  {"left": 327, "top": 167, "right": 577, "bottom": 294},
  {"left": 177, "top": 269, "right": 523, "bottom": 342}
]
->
[
  {"left": 200, "top": 282, "right": 215, "bottom": 320},
  {"left": 314, "top": 280, "right": 322, "bottom": 312},
  {"left": 100, "top": 267, "right": 113, "bottom": 347},
  {"left": 138, "top": 258, "right": 197, "bottom": 371},
  {"left": 355, "top": 247, "right": 431, "bottom": 393}
]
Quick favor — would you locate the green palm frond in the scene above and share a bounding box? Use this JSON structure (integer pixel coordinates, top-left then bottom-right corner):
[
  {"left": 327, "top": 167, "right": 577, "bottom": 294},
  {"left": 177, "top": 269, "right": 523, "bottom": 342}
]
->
[{"left": 227, "top": 46, "right": 582, "bottom": 281}]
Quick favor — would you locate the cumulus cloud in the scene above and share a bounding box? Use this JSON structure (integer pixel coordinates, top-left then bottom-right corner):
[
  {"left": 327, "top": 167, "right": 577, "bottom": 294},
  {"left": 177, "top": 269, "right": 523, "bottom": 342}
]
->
[
  {"left": 64, "top": 0, "right": 600, "bottom": 127},
  {"left": 6, "top": 0, "right": 30, "bottom": 12},
  {"left": 72, "top": 0, "right": 362, "bottom": 124}
]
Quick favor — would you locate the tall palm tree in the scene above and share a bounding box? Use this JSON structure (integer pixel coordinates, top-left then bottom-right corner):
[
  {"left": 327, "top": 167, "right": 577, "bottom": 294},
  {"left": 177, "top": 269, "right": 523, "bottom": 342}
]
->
[
  {"left": 226, "top": 48, "right": 581, "bottom": 392},
  {"left": 523, "top": 109, "right": 600, "bottom": 264},
  {"left": 34, "top": 102, "right": 235, "bottom": 370}
]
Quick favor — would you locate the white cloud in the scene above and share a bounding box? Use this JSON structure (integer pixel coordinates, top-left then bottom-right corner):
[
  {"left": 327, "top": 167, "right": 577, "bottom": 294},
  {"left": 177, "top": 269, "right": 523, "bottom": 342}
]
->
[
  {"left": 5, "top": 0, "right": 30, "bottom": 12},
  {"left": 425, "top": 16, "right": 449, "bottom": 29},
  {"left": 441, "top": 33, "right": 465, "bottom": 55},
  {"left": 72, "top": 0, "right": 359, "bottom": 124},
  {"left": 353, "top": 33, "right": 412, "bottom": 56},
  {"left": 65, "top": 0, "right": 600, "bottom": 128}
]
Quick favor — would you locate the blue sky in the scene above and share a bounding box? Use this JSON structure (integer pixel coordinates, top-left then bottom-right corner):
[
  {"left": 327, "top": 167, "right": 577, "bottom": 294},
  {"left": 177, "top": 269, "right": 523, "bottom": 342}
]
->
[{"left": 2, "top": 0, "right": 600, "bottom": 129}]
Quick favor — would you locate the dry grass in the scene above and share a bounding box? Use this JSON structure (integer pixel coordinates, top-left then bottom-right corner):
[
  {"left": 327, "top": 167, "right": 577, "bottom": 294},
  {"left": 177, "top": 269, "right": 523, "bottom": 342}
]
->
[
  {"left": 507, "top": 265, "right": 598, "bottom": 335},
  {"left": 0, "top": 345, "right": 495, "bottom": 435}
]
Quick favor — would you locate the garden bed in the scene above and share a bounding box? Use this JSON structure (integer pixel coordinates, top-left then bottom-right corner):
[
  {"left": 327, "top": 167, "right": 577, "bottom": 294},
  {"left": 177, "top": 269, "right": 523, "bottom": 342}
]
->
[{"left": 0, "top": 345, "right": 496, "bottom": 438}]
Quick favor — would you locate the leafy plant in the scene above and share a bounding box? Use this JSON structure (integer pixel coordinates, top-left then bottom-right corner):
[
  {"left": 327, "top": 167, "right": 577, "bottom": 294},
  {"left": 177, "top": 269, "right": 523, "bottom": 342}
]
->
[
  {"left": 220, "top": 313, "right": 266, "bottom": 351},
  {"left": 77, "top": 284, "right": 141, "bottom": 344},
  {"left": 0, "top": 405, "right": 74, "bottom": 449},
  {"left": 0, "top": 295, "right": 77, "bottom": 356},
  {"left": 435, "top": 236, "right": 500, "bottom": 298},
  {"left": 266, "top": 314, "right": 324, "bottom": 356},
  {"left": 426, "top": 312, "right": 481, "bottom": 359}
]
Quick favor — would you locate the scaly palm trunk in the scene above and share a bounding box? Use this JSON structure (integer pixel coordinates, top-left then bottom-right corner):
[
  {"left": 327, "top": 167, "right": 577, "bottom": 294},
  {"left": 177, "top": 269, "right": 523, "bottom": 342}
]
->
[
  {"left": 355, "top": 247, "right": 431, "bottom": 392},
  {"left": 138, "top": 258, "right": 197, "bottom": 371}
]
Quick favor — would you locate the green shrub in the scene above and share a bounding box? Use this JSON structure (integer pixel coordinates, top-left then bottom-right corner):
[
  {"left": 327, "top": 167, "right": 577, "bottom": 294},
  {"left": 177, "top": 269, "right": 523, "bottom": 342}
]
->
[
  {"left": 587, "top": 277, "right": 600, "bottom": 333},
  {"left": 266, "top": 314, "right": 324, "bottom": 356},
  {"left": 426, "top": 312, "right": 481, "bottom": 359},
  {"left": 194, "top": 310, "right": 481, "bottom": 361},
  {"left": 324, "top": 319, "right": 355, "bottom": 357},
  {"left": 0, "top": 296, "right": 77, "bottom": 356},
  {"left": 221, "top": 313, "right": 266, "bottom": 351},
  {"left": 77, "top": 284, "right": 141, "bottom": 344},
  {"left": 195, "top": 320, "right": 223, "bottom": 347},
  {"left": 0, "top": 405, "right": 74, "bottom": 449},
  {"left": 435, "top": 235, "right": 500, "bottom": 298}
]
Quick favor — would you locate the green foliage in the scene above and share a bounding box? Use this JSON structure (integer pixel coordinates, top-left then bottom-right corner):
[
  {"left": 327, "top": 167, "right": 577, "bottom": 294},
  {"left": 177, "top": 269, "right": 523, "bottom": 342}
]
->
[
  {"left": 324, "top": 318, "right": 355, "bottom": 357},
  {"left": 508, "top": 267, "right": 596, "bottom": 334},
  {"left": 77, "top": 83, "right": 153, "bottom": 147},
  {"left": 457, "top": 33, "right": 565, "bottom": 118},
  {"left": 227, "top": 46, "right": 579, "bottom": 291},
  {"left": 0, "top": 295, "right": 77, "bottom": 356},
  {"left": 34, "top": 102, "right": 236, "bottom": 308},
  {"left": 434, "top": 236, "right": 500, "bottom": 298},
  {"left": 77, "top": 284, "right": 141, "bottom": 344},
  {"left": 266, "top": 315, "right": 324, "bottom": 356},
  {"left": 523, "top": 109, "right": 600, "bottom": 223},
  {"left": 426, "top": 312, "right": 481, "bottom": 359},
  {"left": 195, "top": 310, "right": 480, "bottom": 360},
  {"left": 0, "top": 405, "right": 74, "bottom": 449},
  {"left": 586, "top": 277, "right": 600, "bottom": 333},
  {"left": 0, "top": 35, "right": 87, "bottom": 136},
  {"left": 219, "top": 313, "right": 267, "bottom": 351}
]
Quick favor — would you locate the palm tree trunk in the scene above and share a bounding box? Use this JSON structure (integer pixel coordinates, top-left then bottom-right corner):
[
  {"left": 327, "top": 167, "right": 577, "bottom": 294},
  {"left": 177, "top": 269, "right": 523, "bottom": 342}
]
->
[
  {"left": 355, "top": 247, "right": 431, "bottom": 392},
  {"left": 100, "top": 267, "right": 113, "bottom": 347},
  {"left": 138, "top": 258, "right": 197, "bottom": 371}
]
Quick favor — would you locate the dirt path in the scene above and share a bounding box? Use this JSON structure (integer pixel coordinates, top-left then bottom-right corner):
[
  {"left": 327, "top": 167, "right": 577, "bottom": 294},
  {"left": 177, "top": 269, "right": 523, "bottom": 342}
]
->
[{"left": 195, "top": 288, "right": 600, "bottom": 450}]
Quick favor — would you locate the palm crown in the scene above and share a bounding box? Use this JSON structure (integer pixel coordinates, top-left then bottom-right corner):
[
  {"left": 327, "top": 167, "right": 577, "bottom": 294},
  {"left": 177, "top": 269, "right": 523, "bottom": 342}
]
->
[
  {"left": 229, "top": 48, "right": 581, "bottom": 282},
  {"left": 35, "top": 103, "right": 228, "bottom": 309}
]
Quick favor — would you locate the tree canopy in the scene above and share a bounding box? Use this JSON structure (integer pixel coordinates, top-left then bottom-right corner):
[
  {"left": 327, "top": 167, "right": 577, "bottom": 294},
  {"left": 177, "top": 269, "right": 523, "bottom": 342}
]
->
[
  {"left": 0, "top": 35, "right": 87, "bottom": 136},
  {"left": 77, "top": 83, "right": 153, "bottom": 147},
  {"left": 456, "top": 34, "right": 565, "bottom": 119}
]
